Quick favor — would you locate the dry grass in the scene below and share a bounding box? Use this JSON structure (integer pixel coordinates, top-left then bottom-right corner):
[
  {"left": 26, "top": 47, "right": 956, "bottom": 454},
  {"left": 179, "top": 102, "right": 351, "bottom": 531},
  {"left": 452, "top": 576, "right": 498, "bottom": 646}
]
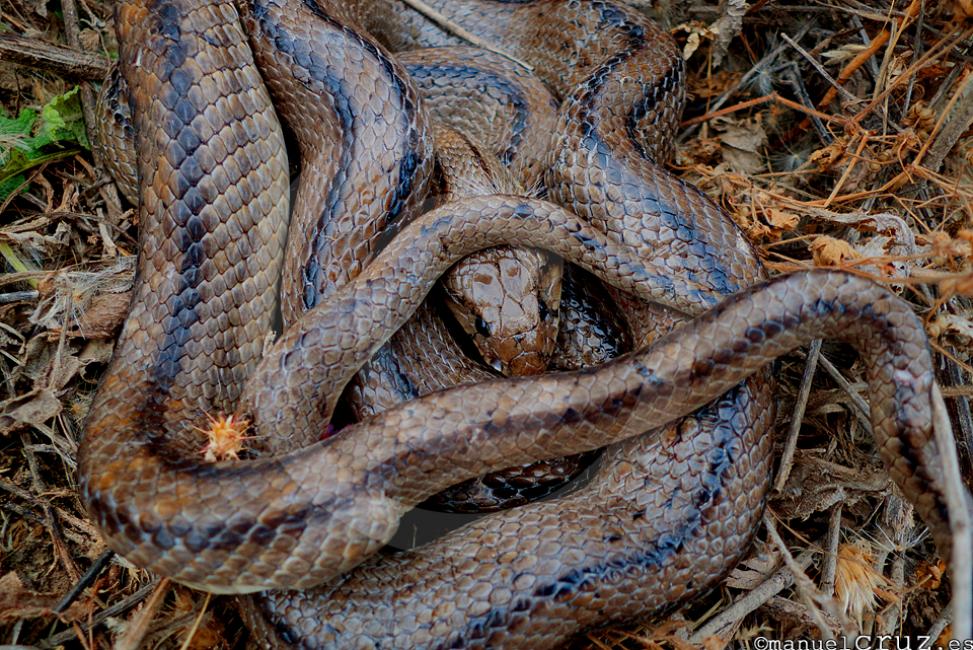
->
[{"left": 1, "top": 0, "right": 971, "bottom": 647}]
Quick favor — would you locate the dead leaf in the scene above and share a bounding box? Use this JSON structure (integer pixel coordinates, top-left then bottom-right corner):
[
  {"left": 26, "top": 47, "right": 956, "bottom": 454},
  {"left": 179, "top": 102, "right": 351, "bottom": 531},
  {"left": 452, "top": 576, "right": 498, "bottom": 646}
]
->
[
  {"left": 717, "top": 118, "right": 767, "bottom": 153},
  {"left": 928, "top": 313, "right": 973, "bottom": 347},
  {"left": 54, "top": 291, "right": 132, "bottom": 340},
  {"left": 807, "top": 210, "right": 920, "bottom": 278},
  {"left": 47, "top": 351, "right": 83, "bottom": 392},
  {"left": 708, "top": 0, "right": 748, "bottom": 66},
  {"left": 80, "top": 339, "right": 116, "bottom": 366},
  {"left": 0, "top": 388, "right": 62, "bottom": 435},
  {"left": 774, "top": 454, "right": 889, "bottom": 520},
  {"left": 721, "top": 147, "right": 763, "bottom": 175},
  {"left": 683, "top": 30, "right": 702, "bottom": 60},
  {"left": 678, "top": 137, "right": 722, "bottom": 166},
  {"left": 716, "top": 119, "right": 768, "bottom": 176},
  {"left": 810, "top": 236, "right": 859, "bottom": 267},
  {"left": 765, "top": 208, "right": 799, "bottom": 232},
  {"left": 673, "top": 22, "right": 714, "bottom": 60},
  {"left": 30, "top": 258, "right": 136, "bottom": 337},
  {"left": 0, "top": 572, "right": 84, "bottom": 623},
  {"left": 689, "top": 70, "right": 743, "bottom": 100}
]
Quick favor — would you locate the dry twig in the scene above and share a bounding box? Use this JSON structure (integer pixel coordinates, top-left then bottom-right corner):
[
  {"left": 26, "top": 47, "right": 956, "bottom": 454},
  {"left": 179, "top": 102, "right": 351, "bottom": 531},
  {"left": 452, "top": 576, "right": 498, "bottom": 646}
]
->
[
  {"left": 393, "top": 0, "right": 534, "bottom": 70},
  {"left": 0, "top": 33, "right": 109, "bottom": 80}
]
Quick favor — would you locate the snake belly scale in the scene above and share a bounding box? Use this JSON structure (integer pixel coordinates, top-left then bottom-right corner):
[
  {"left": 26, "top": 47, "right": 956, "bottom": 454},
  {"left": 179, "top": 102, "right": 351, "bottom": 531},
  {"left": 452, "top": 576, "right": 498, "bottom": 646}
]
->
[{"left": 79, "top": 0, "right": 961, "bottom": 648}]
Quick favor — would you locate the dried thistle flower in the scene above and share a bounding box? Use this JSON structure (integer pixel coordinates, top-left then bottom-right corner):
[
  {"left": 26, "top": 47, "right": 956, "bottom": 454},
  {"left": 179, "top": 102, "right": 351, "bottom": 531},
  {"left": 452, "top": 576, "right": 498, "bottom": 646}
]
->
[
  {"left": 810, "top": 235, "right": 859, "bottom": 267},
  {"left": 196, "top": 413, "right": 251, "bottom": 463},
  {"left": 834, "top": 541, "right": 889, "bottom": 628}
]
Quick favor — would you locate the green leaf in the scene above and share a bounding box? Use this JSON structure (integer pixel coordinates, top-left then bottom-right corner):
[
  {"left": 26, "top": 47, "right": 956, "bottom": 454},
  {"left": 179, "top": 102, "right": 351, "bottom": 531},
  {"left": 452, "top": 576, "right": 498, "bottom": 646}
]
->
[
  {"left": 0, "top": 172, "right": 27, "bottom": 199},
  {"left": 0, "top": 86, "right": 90, "bottom": 200},
  {"left": 0, "top": 108, "right": 38, "bottom": 167},
  {"left": 0, "top": 146, "right": 79, "bottom": 201},
  {"left": 35, "top": 86, "right": 89, "bottom": 150},
  {"left": 0, "top": 107, "right": 37, "bottom": 139}
]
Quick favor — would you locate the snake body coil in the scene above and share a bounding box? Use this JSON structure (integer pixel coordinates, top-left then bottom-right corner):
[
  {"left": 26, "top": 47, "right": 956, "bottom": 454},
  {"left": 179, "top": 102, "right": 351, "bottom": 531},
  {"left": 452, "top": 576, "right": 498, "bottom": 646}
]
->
[{"left": 80, "top": 0, "right": 960, "bottom": 648}]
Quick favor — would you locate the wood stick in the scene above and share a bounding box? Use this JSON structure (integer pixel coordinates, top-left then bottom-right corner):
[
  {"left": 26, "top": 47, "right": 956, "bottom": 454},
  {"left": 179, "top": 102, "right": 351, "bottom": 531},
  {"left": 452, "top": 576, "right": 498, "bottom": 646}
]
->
[
  {"left": 816, "top": 0, "right": 922, "bottom": 110},
  {"left": 0, "top": 33, "right": 110, "bottom": 80},
  {"left": 395, "top": 0, "right": 533, "bottom": 71}
]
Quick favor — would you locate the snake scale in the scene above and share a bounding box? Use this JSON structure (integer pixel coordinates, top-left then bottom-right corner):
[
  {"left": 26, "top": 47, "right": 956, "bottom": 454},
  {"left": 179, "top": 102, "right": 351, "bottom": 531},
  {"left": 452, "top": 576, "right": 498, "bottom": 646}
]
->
[{"left": 79, "top": 0, "right": 962, "bottom": 647}]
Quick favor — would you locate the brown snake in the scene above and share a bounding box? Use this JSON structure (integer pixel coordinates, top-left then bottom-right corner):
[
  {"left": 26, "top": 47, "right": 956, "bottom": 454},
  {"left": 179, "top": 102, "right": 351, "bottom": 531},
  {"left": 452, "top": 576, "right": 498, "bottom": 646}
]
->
[
  {"left": 94, "top": 40, "right": 577, "bottom": 510},
  {"left": 79, "top": 0, "right": 962, "bottom": 647}
]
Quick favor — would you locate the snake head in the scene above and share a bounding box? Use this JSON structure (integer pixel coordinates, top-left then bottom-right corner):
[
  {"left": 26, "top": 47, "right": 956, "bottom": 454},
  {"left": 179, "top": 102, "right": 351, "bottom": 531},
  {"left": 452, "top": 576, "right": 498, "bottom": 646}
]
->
[{"left": 443, "top": 247, "right": 563, "bottom": 377}]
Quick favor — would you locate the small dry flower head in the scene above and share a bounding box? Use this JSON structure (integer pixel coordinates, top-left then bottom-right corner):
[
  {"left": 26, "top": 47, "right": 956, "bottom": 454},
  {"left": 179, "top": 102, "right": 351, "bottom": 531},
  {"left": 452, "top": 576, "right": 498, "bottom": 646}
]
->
[
  {"left": 834, "top": 541, "right": 890, "bottom": 628},
  {"left": 197, "top": 412, "right": 251, "bottom": 463},
  {"left": 903, "top": 101, "right": 937, "bottom": 139},
  {"left": 810, "top": 235, "right": 859, "bottom": 267}
]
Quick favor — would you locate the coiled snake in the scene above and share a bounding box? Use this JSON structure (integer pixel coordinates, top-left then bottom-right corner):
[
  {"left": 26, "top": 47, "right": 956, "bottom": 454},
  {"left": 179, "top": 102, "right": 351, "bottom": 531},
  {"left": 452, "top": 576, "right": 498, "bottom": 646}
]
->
[{"left": 80, "top": 0, "right": 962, "bottom": 647}]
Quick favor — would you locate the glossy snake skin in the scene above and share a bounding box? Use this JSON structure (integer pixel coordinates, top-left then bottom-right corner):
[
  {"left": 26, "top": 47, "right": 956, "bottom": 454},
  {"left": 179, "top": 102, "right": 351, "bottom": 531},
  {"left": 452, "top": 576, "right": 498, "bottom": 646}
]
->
[
  {"left": 79, "top": 0, "right": 960, "bottom": 648},
  {"left": 346, "top": 127, "right": 587, "bottom": 512},
  {"left": 95, "top": 32, "right": 578, "bottom": 511}
]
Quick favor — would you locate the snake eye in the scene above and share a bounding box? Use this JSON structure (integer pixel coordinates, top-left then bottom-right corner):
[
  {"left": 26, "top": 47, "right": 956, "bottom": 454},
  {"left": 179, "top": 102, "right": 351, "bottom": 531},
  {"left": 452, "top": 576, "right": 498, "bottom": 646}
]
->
[{"left": 474, "top": 316, "right": 491, "bottom": 337}]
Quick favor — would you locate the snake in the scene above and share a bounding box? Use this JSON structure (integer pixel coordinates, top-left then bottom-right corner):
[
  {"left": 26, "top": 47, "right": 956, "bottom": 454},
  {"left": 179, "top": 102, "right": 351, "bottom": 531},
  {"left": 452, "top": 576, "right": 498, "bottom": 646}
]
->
[
  {"left": 345, "top": 126, "right": 589, "bottom": 512},
  {"left": 78, "top": 0, "right": 960, "bottom": 648},
  {"left": 95, "top": 23, "right": 581, "bottom": 512},
  {"left": 95, "top": 49, "right": 587, "bottom": 514}
]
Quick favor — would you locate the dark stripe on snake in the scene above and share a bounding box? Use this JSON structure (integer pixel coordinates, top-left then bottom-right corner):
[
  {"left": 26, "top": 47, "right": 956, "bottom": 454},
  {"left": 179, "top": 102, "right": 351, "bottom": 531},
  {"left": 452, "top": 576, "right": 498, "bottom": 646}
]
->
[
  {"left": 572, "top": 2, "right": 646, "bottom": 127},
  {"left": 140, "top": 4, "right": 211, "bottom": 397},
  {"left": 625, "top": 63, "right": 682, "bottom": 162},
  {"left": 375, "top": 346, "right": 421, "bottom": 401},
  {"left": 245, "top": 2, "right": 358, "bottom": 311},
  {"left": 258, "top": 0, "right": 423, "bottom": 309},
  {"left": 453, "top": 387, "right": 744, "bottom": 646},
  {"left": 304, "top": 0, "right": 423, "bottom": 237},
  {"left": 106, "top": 68, "right": 134, "bottom": 135},
  {"left": 557, "top": 2, "right": 743, "bottom": 300}
]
